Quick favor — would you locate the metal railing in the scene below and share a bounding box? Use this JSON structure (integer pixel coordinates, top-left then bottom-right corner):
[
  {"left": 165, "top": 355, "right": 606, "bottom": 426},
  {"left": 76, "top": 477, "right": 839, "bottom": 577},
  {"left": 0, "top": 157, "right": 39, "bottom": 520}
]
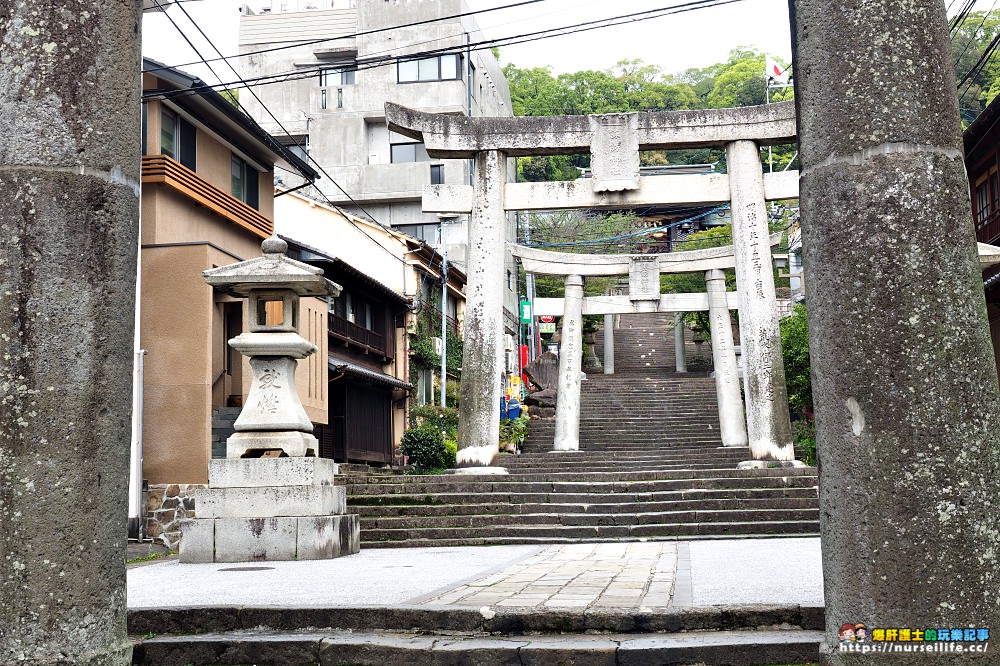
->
[
  {"left": 976, "top": 206, "right": 1000, "bottom": 246},
  {"left": 329, "top": 313, "right": 389, "bottom": 357}
]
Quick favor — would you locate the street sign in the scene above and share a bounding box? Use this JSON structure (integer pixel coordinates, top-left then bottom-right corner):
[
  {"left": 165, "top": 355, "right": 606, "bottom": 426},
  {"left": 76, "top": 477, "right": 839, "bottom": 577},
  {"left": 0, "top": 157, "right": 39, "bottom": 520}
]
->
[
  {"left": 519, "top": 300, "right": 532, "bottom": 324},
  {"left": 539, "top": 322, "right": 556, "bottom": 334}
]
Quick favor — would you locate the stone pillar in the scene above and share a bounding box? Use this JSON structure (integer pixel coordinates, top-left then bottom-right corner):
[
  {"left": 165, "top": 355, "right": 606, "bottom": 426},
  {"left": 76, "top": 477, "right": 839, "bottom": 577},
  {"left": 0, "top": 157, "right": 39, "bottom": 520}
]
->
[
  {"left": 603, "top": 314, "right": 615, "bottom": 374},
  {"left": 0, "top": 3, "right": 141, "bottom": 665},
  {"left": 554, "top": 275, "right": 585, "bottom": 451},
  {"left": 790, "top": 0, "right": 1000, "bottom": 661},
  {"left": 456, "top": 150, "right": 508, "bottom": 474},
  {"left": 705, "top": 271, "right": 748, "bottom": 448},
  {"left": 674, "top": 312, "right": 687, "bottom": 373},
  {"left": 727, "top": 140, "right": 795, "bottom": 460}
]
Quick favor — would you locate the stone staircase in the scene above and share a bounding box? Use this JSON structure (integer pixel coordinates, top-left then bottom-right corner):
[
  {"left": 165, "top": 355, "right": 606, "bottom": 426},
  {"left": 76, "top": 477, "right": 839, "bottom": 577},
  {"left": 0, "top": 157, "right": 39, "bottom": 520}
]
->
[{"left": 342, "top": 312, "right": 819, "bottom": 548}]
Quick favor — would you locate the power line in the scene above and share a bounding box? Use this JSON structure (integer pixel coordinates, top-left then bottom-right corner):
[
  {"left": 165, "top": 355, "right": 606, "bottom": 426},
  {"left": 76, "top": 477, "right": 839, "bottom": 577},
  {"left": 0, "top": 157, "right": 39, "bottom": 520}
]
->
[
  {"left": 144, "top": 0, "right": 550, "bottom": 77},
  {"left": 958, "top": 30, "right": 1000, "bottom": 102},
  {"left": 161, "top": 0, "right": 420, "bottom": 273},
  {"left": 143, "top": 0, "right": 748, "bottom": 102}
]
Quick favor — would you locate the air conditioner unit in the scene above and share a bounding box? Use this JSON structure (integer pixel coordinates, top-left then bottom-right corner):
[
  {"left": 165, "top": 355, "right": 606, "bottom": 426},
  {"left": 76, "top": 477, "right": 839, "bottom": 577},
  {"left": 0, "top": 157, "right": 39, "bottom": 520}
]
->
[
  {"left": 432, "top": 337, "right": 443, "bottom": 356},
  {"left": 503, "top": 334, "right": 515, "bottom": 351}
]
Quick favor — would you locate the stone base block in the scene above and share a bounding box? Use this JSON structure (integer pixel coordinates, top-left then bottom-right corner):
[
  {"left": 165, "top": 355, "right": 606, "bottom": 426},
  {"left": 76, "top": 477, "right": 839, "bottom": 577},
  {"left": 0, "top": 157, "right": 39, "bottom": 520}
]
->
[
  {"left": 193, "top": 485, "right": 347, "bottom": 519},
  {"left": 179, "top": 515, "right": 360, "bottom": 563},
  {"left": 226, "top": 431, "right": 317, "bottom": 458},
  {"left": 179, "top": 519, "right": 215, "bottom": 564},
  {"left": 215, "top": 517, "right": 298, "bottom": 563},
  {"left": 297, "top": 515, "right": 361, "bottom": 559},
  {"left": 208, "top": 457, "right": 338, "bottom": 489},
  {"left": 737, "top": 460, "right": 809, "bottom": 469},
  {"left": 447, "top": 466, "right": 509, "bottom": 475}
]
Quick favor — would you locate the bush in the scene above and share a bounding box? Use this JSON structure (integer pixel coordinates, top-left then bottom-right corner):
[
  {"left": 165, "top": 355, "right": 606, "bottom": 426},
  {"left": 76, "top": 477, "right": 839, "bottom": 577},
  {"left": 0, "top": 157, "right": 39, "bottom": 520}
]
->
[
  {"left": 499, "top": 415, "right": 530, "bottom": 453},
  {"left": 409, "top": 405, "right": 459, "bottom": 438},
  {"left": 780, "top": 304, "right": 812, "bottom": 415},
  {"left": 400, "top": 423, "right": 450, "bottom": 471},
  {"left": 793, "top": 412, "right": 816, "bottom": 467},
  {"left": 444, "top": 439, "right": 457, "bottom": 468}
]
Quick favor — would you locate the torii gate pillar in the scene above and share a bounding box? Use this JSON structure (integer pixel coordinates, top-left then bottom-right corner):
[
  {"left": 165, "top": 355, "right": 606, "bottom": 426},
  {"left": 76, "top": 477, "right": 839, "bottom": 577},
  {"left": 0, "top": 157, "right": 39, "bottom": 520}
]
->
[
  {"left": 454, "top": 150, "right": 508, "bottom": 474},
  {"left": 553, "top": 275, "right": 585, "bottom": 451},
  {"left": 728, "top": 140, "right": 795, "bottom": 460}
]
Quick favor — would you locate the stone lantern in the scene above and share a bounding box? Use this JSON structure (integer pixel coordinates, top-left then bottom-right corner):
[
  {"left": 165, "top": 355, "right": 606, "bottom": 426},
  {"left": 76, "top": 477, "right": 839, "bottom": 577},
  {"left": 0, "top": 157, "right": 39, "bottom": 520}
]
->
[
  {"left": 180, "top": 236, "right": 360, "bottom": 563},
  {"left": 203, "top": 235, "right": 337, "bottom": 458}
]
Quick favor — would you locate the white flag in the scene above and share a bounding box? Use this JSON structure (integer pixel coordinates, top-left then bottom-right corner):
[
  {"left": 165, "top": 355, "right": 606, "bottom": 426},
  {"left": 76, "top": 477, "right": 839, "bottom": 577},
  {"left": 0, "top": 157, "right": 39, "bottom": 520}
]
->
[{"left": 766, "top": 56, "right": 789, "bottom": 84}]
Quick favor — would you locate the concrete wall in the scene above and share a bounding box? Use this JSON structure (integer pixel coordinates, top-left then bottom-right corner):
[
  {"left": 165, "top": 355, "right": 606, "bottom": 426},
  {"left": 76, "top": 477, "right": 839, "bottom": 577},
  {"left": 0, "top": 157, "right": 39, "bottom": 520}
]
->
[{"left": 238, "top": 0, "right": 512, "bottom": 223}]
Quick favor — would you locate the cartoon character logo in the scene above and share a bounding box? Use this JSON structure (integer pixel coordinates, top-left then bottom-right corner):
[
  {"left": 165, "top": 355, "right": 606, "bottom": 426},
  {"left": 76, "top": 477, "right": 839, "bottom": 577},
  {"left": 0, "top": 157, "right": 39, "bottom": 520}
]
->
[
  {"left": 840, "top": 623, "right": 857, "bottom": 643},
  {"left": 854, "top": 624, "right": 867, "bottom": 642}
]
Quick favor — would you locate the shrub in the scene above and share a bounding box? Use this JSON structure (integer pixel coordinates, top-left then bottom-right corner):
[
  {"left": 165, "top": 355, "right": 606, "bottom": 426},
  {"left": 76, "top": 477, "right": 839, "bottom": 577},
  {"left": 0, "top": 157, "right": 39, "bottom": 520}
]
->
[
  {"left": 499, "top": 415, "right": 530, "bottom": 453},
  {"left": 780, "top": 304, "right": 812, "bottom": 415},
  {"left": 409, "top": 405, "right": 459, "bottom": 438},
  {"left": 793, "top": 412, "right": 817, "bottom": 467},
  {"left": 444, "top": 439, "right": 458, "bottom": 468},
  {"left": 400, "top": 422, "right": 450, "bottom": 471}
]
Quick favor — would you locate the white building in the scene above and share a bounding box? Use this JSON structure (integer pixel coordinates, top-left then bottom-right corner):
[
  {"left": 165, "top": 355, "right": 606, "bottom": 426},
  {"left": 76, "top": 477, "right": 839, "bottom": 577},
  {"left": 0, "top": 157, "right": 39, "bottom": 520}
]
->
[{"left": 238, "top": 0, "right": 520, "bottom": 334}]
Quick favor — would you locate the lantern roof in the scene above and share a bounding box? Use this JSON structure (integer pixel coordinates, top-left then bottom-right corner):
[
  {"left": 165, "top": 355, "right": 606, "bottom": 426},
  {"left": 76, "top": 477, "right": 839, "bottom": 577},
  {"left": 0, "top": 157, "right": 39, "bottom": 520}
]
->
[{"left": 203, "top": 236, "right": 341, "bottom": 298}]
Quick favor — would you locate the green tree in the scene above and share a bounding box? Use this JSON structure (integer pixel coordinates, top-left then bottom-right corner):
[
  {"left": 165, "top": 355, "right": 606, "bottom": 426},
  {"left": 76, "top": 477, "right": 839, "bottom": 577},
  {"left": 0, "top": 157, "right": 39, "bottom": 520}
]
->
[{"left": 951, "top": 10, "right": 1000, "bottom": 122}]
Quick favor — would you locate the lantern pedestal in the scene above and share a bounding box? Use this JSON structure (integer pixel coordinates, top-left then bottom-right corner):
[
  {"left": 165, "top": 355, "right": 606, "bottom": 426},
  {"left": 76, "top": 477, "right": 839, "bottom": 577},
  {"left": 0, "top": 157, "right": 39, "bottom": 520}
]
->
[{"left": 180, "top": 236, "right": 360, "bottom": 563}]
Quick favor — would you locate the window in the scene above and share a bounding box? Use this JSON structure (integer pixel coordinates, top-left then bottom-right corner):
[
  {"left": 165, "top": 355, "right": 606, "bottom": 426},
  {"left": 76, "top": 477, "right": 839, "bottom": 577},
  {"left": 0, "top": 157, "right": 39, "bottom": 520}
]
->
[
  {"left": 231, "top": 154, "right": 260, "bottom": 209},
  {"left": 278, "top": 135, "right": 309, "bottom": 162},
  {"left": 394, "top": 224, "right": 440, "bottom": 245},
  {"left": 319, "top": 66, "right": 356, "bottom": 86},
  {"left": 389, "top": 134, "right": 430, "bottom": 164},
  {"left": 160, "top": 107, "right": 197, "bottom": 170},
  {"left": 398, "top": 54, "right": 461, "bottom": 83},
  {"left": 430, "top": 164, "right": 444, "bottom": 185}
]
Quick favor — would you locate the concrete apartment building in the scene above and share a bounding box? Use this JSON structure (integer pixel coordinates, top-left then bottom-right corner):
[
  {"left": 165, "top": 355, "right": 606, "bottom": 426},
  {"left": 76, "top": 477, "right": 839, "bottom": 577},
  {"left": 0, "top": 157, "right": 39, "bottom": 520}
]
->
[{"left": 238, "top": 0, "right": 520, "bottom": 335}]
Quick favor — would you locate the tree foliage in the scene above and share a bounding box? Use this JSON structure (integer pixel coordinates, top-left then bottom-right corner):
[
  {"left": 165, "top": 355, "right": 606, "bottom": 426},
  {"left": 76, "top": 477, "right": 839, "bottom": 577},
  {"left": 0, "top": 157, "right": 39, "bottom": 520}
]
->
[
  {"left": 504, "top": 48, "right": 795, "bottom": 179},
  {"left": 951, "top": 10, "right": 1000, "bottom": 123}
]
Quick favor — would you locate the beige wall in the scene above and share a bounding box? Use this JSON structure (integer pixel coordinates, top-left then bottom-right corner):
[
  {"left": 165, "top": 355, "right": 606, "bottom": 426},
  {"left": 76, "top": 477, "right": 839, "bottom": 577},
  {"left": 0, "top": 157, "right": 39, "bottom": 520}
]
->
[
  {"left": 141, "top": 243, "right": 217, "bottom": 484},
  {"left": 298, "top": 296, "right": 328, "bottom": 424},
  {"left": 142, "top": 186, "right": 264, "bottom": 258}
]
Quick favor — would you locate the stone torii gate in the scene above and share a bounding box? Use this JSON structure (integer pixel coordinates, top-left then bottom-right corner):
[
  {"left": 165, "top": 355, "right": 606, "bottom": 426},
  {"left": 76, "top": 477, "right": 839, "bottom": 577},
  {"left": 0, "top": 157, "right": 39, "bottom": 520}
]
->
[
  {"left": 387, "top": 101, "right": 800, "bottom": 472},
  {"left": 512, "top": 235, "right": 783, "bottom": 455}
]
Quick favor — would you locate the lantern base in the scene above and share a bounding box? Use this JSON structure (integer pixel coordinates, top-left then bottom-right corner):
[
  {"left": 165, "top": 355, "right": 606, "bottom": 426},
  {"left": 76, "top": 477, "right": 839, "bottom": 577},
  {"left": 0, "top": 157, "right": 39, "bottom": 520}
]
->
[{"left": 227, "top": 430, "right": 318, "bottom": 458}]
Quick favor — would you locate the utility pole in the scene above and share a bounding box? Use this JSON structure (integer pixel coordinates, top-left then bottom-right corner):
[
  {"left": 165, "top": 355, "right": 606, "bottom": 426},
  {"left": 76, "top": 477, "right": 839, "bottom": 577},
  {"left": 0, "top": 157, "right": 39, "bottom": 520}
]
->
[
  {"left": 440, "top": 226, "right": 449, "bottom": 408},
  {"left": 0, "top": 2, "right": 142, "bottom": 665}
]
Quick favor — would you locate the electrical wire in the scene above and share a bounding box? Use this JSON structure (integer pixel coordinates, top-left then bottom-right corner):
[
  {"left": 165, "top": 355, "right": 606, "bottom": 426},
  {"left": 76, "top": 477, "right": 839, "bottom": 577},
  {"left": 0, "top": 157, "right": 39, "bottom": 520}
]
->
[
  {"left": 144, "top": 0, "right": 551, "bottom": 76},
  {"left": 161, "top": 0, "right": 423, "bottom": 274},
  {"left": 143, "top": 0, "right": 749, "bottom": 102}
]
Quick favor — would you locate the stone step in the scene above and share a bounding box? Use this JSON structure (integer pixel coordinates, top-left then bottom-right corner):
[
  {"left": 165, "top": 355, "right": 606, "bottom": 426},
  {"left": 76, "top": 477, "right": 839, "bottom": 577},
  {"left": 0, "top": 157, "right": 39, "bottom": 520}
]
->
[
  {"left": 343, "top": 467, "right": 818, "bottom": 488},
  {"left": 133, "top": 628, "right": 823, "bottom": 666},
  {"left": 355, "top": 493, "right": 821, "bottom": 516},
  {"left": 346, "top": 476, "right": 819, "bottom": 501},
  {"left": 360, "top": 508, "right": 820, "bottom": 529},
  {"left": 348, "top": 485, "right": 819, "bottom": 509},
  {"left": 361, "top": 519, "right": 820, "bottom": 543}
]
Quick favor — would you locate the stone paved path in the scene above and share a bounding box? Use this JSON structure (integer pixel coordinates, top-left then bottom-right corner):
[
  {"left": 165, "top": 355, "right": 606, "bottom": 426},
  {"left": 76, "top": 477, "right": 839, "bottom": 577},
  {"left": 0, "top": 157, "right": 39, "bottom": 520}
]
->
[{"left": 421, "top": 542, "right": 677, "bottom": 609}]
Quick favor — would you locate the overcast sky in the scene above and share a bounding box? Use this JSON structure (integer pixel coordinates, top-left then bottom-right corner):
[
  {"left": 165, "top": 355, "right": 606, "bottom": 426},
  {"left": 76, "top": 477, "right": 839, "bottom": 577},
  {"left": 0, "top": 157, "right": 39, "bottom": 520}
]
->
[{"left": 142, "top": 0, "right": 991, "bottom": 86}]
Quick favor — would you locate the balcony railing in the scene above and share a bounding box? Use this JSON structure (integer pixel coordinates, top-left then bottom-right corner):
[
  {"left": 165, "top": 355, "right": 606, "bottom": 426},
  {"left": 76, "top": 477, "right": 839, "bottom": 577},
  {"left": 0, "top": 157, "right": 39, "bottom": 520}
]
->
[
  {"left": 329, "top": 313, "right": 390, "bottom": 359},
  {"left": 976, "top": 206, "right": 1000, "bottom": 245},
  {"left": 141, "top": 155, "right": 273, "bottom": 239}
]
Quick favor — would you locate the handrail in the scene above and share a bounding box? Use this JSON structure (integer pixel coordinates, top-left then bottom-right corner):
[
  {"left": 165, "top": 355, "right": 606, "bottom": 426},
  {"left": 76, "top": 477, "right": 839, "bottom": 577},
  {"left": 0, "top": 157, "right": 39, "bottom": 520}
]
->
[
  {"left": 141, "top": 154, "right": 273, "bottom": 239},
  {"left": 329, "top": 312, "right": 389, "bottom": 357}
]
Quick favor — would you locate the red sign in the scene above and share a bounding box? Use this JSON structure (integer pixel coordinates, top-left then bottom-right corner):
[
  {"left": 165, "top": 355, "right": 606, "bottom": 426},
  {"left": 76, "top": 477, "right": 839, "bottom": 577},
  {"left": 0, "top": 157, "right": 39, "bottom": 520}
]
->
[{"left": 539, "top": 315, "right": 555, "bottom": 323}]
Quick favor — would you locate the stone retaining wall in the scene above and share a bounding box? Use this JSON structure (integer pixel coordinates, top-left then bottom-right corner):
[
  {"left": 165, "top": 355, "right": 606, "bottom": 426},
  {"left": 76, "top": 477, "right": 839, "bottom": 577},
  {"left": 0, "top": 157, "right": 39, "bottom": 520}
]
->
[{"left": 144, "top": 484, "right": 206, "bottom": 551}]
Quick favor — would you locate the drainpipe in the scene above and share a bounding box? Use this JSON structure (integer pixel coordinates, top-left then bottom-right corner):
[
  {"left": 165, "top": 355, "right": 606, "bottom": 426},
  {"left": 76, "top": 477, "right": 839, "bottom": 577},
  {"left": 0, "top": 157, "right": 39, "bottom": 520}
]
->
[{"left": 127, "top": 349, "right": 146, "bottom": 541}]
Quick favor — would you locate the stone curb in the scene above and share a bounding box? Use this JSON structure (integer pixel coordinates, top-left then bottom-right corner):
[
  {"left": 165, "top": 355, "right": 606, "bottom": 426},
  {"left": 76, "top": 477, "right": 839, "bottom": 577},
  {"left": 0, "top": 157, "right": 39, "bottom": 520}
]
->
[
  {"left": 128, "top": 603, "right": 825, "bottom": 636},
  {"left": 132, "top": 628, "right": 825, "bottom": 666}
]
